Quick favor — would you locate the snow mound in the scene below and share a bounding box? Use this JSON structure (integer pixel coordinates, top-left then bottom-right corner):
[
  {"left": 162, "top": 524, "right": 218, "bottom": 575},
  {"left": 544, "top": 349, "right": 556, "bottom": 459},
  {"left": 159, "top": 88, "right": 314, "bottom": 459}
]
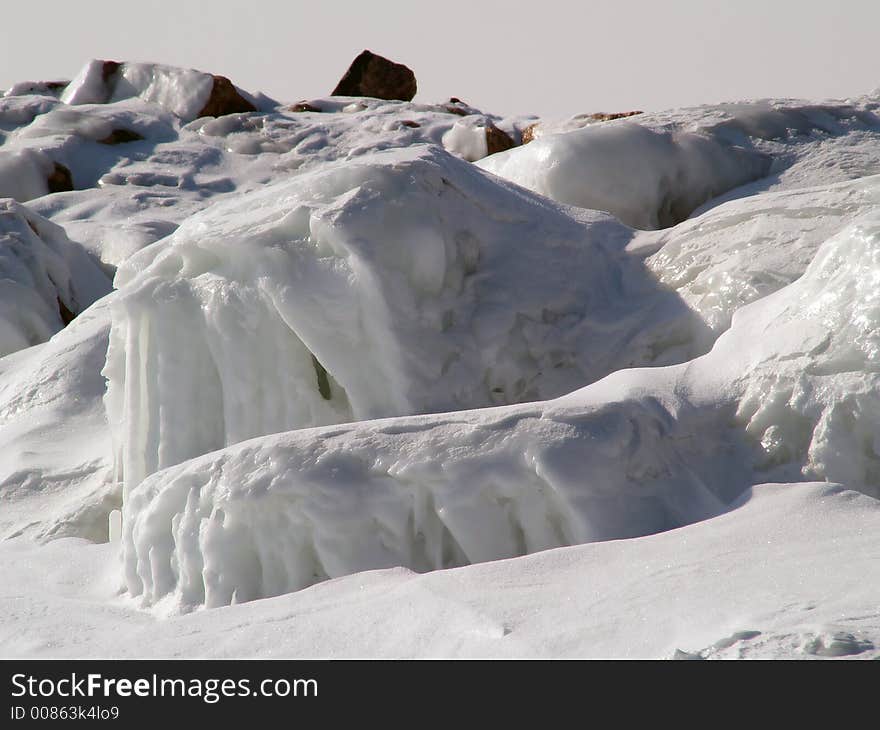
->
[
  {"left": 105, "top": 144, "right": 707, "bottom": 496},
  {"left": 0, "top": 297, "right": 116, "bottom": 542},
  {"left": 476, "top": 121, "right": 770, "bottom": 228},
  {"left": 122, "top": 206, "right": 880, "bottom": 608},
  {"left": 0, "top": 201, "right": 110, "bottom": 356}
]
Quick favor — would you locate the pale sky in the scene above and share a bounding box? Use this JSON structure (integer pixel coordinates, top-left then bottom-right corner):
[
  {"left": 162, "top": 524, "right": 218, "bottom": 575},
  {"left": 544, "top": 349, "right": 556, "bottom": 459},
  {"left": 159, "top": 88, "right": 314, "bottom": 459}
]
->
[{"left": 2, "top": 1, "right": 878, "bottom": 117}]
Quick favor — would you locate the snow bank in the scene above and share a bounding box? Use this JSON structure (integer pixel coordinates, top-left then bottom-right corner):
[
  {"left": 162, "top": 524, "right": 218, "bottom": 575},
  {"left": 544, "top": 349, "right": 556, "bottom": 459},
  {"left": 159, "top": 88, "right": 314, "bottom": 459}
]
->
[
  {"left": 476, "top": 122, "right": 770, "bottom": 228},
  {"left": 122, "top": 206, "right": 880, "bottom": 608},
  {"left": 0, "top": 201, "right": 111, "bottom": 356},
  {"left": 105, "top": 144, "right": 706, "bottom": 496}
]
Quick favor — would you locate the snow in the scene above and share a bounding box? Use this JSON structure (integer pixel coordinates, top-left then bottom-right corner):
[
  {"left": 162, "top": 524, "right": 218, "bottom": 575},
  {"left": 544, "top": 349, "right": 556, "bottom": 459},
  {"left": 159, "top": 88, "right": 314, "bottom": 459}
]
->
[
  {"left": 0, "top": 59, "right": 879, "bottom": 657},
  {"left": 104, "top": 144, "right": 704, "bottom": 497},
  {"left": 0, "top": 201, "right": 110, "bottom": 356},
  {"left": 1, "top": 482, "right": 878, "bottom": 658},
  {"left": 478, "top": 99, "right": 880, "bottom": 229}
]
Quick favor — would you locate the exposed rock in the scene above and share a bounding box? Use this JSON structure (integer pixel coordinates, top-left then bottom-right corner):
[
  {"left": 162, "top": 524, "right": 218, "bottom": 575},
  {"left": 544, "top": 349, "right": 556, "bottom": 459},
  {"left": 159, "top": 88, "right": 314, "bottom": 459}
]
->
[
  {"left": 521, "top": 123, "right": 539, "bottom": 144},
  {"left": 289, "top": 101, "right": 323, "bottom": 113},
  {"left": 332, "top": 50, "right": 417, "bottom": 101},
  {"left": 401, "top": 120, "right": 421, "bottom": 128},
  {"left": 485, "top": 123, "right": 516, "bottom": 155},
  {"left": 584, "top": 110, "right": 643, "bottom": 122},
  {"left": 98, "top": 128, "right": 144, "bottom": 145},
  {"left": 444, "top": 105, "right": 469, "bottom": 117},
  {"left": 449, "top": 97, "right": 464, "bottom": 104},
  {"left": 197, "top": 75, "right": 257, "bottom": 118},
  {"left": 46, "top": 162, "right": 73, "bottom": 194},
  {"left": 101, "top": 61, "right": 122, "bottom": 85},
  {"left": 57, "top": 296, "right": 75, "bottom": 325}
]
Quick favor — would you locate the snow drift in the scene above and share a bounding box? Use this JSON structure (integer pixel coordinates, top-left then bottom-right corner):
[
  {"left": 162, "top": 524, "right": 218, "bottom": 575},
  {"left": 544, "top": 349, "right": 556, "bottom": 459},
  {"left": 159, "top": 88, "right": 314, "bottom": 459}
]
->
[
  {"left": 105, "top": 144, "right": 705, "bottom": 495},
  {"left": 122, "top": 207, "right": 880, "bottom": 608},
  {"left": 476, "top": 122, "right": 770, "bottom": 228}
]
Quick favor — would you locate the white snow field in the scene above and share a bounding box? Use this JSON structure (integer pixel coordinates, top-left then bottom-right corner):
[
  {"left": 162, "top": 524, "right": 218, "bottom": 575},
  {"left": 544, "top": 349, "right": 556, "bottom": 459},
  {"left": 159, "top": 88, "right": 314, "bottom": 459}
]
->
[{"left": 1, "top": 57, "right": 880, "bottom": 657}]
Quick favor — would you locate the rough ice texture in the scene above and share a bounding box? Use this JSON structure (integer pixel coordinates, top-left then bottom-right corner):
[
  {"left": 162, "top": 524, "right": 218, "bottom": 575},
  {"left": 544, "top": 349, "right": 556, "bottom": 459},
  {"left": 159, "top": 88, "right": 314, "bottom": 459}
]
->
[
  {"left": 641, "top": 175, "right": 880, "bottom": 334},
  {"left": 122, "top": 208, "right": 880, "bottom": 608},
  {"left": 105, "top": 144, "right": 705, "bottom": 495},
  {"left": 0, "top": 201, "right": 111, "bottom": 356},
  {"left": 478, "top": 101, "right": 880, "bottom": 229},
  {"left": 476, "top": 122, "right": 770, "bottom": 228}
]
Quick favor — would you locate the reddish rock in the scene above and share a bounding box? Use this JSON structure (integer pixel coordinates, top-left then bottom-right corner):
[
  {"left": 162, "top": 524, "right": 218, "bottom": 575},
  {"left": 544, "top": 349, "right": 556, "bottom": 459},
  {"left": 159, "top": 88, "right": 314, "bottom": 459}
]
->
[
  {"left": 485, "top": 124, "right": 516, "bottom": 155},
  {"left": 197, "top": 75, "right": 257, "bottom": 118},
  {"left": 101, "top": 61, "right": 122, "bottom": 85},
  {"left": 444, "top": 105, "right": 469, "bottom": 117},
  {"left": 47, "top": 163, "right": 73, "bottom": 194},
  {"left": 521, "top": 123, "right": 539, "bottom": 144},
  {"left": 585, "top": 110, "right": 643, "bottom": 122},
  {"left": 332, "top": 50, "right": 417, "bottom": 101},
  {"left": 401, "top": 120, "right": 421, "bottom": 128},
  {"left": 289, "top": 101, "right": 323, "bottom": 113}
]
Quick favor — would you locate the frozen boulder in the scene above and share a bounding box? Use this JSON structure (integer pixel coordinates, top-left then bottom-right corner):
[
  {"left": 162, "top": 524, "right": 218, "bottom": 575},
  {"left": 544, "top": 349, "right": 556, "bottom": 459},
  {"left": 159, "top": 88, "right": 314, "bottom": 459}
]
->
[
  {"left": 332, "top": 50, "right": 417, "bottom": 101},
  {"left": 0, "top": 201, "right": 111, "bottom": 357},
  {"left": 477, "top": 122, "right": 771, "bottom": 229},
  {"left": 62, "top": 60, "right": 256, "bottom": 121},
  {"left": 105, "top": 144, "right": 705, "bottom": 493}
]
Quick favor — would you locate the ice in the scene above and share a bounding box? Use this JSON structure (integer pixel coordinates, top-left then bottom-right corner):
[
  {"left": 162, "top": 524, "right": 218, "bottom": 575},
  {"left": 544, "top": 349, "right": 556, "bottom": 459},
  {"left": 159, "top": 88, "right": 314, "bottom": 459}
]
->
[
  {"left": 479, "top": 100, "right": 880, "bottom": 229},
  {"left": 641, "top": 175, "right": 880, "bottom": 334},
  {"left": 0, "top": 201, "right": 111, "bottom": 357},
  {"left": 121, "top": 206, "right": 880, "bottom": 608},
  {"left": 63, "top": 61, "right": 216, "bottom": 122},
  {"left": 476, "top": 121, "right": 770, "bottom": 228},
  {"left": 104, "top": 144, "right": 706, "bottom": 497}
]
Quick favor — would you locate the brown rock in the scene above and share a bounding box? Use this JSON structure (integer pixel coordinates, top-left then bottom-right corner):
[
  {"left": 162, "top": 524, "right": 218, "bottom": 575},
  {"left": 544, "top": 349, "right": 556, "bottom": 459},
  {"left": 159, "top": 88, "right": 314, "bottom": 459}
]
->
[
  {"left": 101, "top": 61, "right": 122, "bottom": 85},
  {"left": 332, "top": 50, "right": 417, "bottom": 101},
  {"left": 289, "top": 101, "right": 323, "bottom": 113},
  {"left": 521, "top": 123, "right": 539, "bottom": 144},
  {"left": 197, "top": 75, "right": 257, "bottom": 118},
  {"left": 57, "top": 296, "right": 75, "bottom": 326},
  {"left": 47, "top": 163, "right": 73, "bottom": 194},
  {"left": 585, "top": 110, "right": 643, "bottom": 122},
  {"left": 98, "top": 128, "right": 144, "bottom": 145},
  {"left": 401, "top": 120, "right": 421, "bottom": 128},
  {"left": 485, "top": 124, "right": 516, "bottom": 155}
]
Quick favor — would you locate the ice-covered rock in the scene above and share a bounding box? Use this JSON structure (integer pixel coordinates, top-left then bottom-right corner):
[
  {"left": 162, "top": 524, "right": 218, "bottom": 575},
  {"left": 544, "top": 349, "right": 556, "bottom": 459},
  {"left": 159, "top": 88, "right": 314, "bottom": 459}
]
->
[
  {"left": 62, "top": 60, "right": 256, "bottom": 121},
  {"left": 105, "top": 144, "right": 706, "bottom": 495},
  {"left": 0, "top": 201, "right": 111, "bottom": 357},
  {"left": 478, "top": 100, "right": 880, "bottom": 229},
  {"left": 477, "top": 121, "right": 771, "bottom": 229},
  {"left": 122, "top": 207, "right": 880, "bottom": 608}
]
